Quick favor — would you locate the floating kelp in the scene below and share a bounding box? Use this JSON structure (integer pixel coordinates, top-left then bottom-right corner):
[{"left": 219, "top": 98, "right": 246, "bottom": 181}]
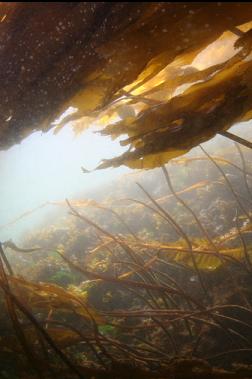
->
[
  {"left": 2, "top": 4, "right": 252, "bottom": 378},
  {"left": 1, "top": 3, "right": 252, "bottom": 170}
]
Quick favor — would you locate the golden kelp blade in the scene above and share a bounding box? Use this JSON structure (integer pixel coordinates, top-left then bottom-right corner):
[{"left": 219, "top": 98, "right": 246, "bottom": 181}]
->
[
  {"left": 1, "top": 3, "right": 252, "bottom": 166},
  {"left": 98, "top": 149, "right": 189, "bottom": 170},
  {"left": 9, "top": 276, "right": 105, "bottom": 324},
  {"left": 128, "top": 180, "right": 211, "bottom": 210},
  {"left": 96, "top": 47, "right": 252, "bottom": 169},
  {"left": 0, "top": 327, "right": 82, "bottom": 352},
  {"left": 215, "top": 222, "right": 252, "bottom": 246},
  {"left": 172, "top": 247, "right": 250, "bottom": 271},
  {"left": 93, "top": 235, "right": 252, "bottom": 272}
]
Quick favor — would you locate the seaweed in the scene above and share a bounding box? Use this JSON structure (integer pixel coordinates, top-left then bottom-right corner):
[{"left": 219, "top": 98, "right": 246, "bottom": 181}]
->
[{"left": 1, "top": 144, "right": 252, "bottom": 378}]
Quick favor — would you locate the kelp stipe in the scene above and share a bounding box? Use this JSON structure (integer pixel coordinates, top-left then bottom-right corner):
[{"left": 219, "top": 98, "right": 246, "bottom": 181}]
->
[{"left": 2, "top": 146, "right": 252, "bottom": 378}]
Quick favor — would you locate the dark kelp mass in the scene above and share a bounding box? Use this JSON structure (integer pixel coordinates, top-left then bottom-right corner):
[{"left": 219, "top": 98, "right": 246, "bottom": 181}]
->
[
  {"left": 2, "top": 2, "right": 252, "bottom": 379},
  {"left": 0, "top": 3, "right": 252, "bottom": 168}
]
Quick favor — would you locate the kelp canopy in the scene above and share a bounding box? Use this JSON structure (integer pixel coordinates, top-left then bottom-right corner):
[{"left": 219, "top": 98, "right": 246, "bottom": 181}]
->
[{"left": 1, "top": 2, "right": 252, "bottom": 168}]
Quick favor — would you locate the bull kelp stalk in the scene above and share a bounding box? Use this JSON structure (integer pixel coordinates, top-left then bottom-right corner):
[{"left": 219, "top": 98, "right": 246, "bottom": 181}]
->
[
  {"left": 135, "top": 181, "right": 210, "bottom": 300},
  {"left": 0, "top": 243, "right": 45, "bottom": 379},
  {"left": 220, "top": 131, "right": 252, "bottom": 151},
  {"left": 0, "top": 243, "right": 91, "bottom": 379},
  {"left": 200, "top": 145, "right": 252, "bottom": 222},
  {"left": 200, "top": 145, "right": 252, "bottom": 269},
  {"left": 65, "top": 189, "right": 252, "bottom": 348},
  {"left": 161, "top": 164, "right": 252, "bottom": 307},
  {"left": 2, "top": 148, "right": 252, "bottom": 377},
  {"left": 235, "top": 142, "right": 252, "bottom": 200}
]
